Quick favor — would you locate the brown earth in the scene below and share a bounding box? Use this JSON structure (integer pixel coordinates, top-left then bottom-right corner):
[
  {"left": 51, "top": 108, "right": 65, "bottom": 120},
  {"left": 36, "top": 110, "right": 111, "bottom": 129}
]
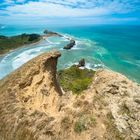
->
[{"left": 0, "top": 50, "right": 140, "bottom": 140}]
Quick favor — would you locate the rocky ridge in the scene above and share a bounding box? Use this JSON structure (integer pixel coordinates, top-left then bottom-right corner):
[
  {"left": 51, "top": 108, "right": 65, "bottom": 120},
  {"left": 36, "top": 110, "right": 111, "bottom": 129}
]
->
[{"left": 0, "top": 50, "right": 140, "bottom": 140}]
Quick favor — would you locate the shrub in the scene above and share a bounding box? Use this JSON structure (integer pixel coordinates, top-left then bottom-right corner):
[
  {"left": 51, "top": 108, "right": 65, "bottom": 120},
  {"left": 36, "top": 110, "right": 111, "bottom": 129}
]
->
[
  {"left": 58, "top": 66, "right": 95, "bottom": 94},
  {"left": 74, "top": 120, "right": 86, "bottom": 133}
]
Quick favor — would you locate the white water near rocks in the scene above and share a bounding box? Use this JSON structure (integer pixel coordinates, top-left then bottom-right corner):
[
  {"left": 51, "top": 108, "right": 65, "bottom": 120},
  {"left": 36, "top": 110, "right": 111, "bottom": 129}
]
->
[{"left": 0, "top": 35, "right": 105, "bottom": 79}]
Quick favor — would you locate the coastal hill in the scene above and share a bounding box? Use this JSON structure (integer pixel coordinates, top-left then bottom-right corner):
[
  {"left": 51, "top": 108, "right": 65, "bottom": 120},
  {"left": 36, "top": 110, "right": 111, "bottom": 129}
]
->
[
  {"left": 0, "top": 50, "right": 139, "bottom": 140},
  {"left": 0, "top": 30, "right": 62, "bottom": 54},
  {"left": 0, "top": 34, "right": 41, "bottom": 54}
]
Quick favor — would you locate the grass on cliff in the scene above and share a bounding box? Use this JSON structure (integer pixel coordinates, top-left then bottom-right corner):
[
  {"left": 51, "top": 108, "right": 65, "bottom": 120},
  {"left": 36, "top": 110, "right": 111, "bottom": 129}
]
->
[
  {"left": 57, "top": 66, "right": 95, "bottom": 94},
  {"left": 0, "top": 34, "right": 41, "bottom": 54},
  {"left": 74, "top": 116, "right": 97, "bottom": 133}
]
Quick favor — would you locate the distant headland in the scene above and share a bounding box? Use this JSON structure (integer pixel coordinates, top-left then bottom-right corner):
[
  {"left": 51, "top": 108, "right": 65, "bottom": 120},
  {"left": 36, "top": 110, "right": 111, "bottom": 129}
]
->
[{"left": 0, "top": 29, "right": 76, "bottom": 55}]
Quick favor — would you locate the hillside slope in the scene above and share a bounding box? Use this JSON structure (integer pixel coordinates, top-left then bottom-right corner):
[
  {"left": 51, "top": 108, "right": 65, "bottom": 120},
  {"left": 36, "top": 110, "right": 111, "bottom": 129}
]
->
[
  {"left": 0, "top": 50, "right": 139, "bottom": 140},
  {"left": 0, "top": 34, "right": 41, "bottom": 54}
]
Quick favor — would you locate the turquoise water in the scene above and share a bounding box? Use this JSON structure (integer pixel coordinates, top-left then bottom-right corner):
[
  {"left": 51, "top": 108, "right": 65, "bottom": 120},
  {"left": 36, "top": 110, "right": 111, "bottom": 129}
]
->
[{"left": 0, "top": 25, "right": 140, "bottom": 83}]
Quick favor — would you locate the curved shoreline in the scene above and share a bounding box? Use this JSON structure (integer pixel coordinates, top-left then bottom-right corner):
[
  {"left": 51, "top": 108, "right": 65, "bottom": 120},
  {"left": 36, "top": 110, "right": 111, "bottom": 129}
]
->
[
  {"left": 0, "top": 31, "right": 140, "bottom": 84},
  {"left": 0, "top": 30, "right": 67, "bottom": 56}
]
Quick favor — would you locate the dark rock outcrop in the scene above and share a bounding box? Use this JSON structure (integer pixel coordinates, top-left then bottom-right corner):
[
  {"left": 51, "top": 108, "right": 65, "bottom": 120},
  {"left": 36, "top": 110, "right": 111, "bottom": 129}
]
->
[
  {"left": 43, "top": 29, "right": 62, "bottom": 37},
  {"left": 77, "top": 58, "right": 85, "bottom": 67},
  {"left": 63, "top": 39, "right": 76, "bottom": 50},
  {"left": 72, "top": 58, "right": 85, "bottom": 68}
]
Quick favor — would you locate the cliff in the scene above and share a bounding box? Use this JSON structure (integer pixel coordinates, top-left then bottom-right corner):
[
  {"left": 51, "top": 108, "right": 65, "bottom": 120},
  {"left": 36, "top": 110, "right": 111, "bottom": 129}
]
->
[{"left": 0, "top": 50, "right": 140, "bottom": 140}]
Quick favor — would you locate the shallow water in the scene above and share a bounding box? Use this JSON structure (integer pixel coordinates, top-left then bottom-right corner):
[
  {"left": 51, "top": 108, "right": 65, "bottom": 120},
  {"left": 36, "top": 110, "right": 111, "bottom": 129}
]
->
[{"left": 0, "top": 25, "right": 140, "bottom": 83}]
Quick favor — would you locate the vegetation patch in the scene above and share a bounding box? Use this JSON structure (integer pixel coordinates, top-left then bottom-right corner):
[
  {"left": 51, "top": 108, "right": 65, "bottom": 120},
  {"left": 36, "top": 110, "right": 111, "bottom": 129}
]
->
[
  {"left": 74, "top": 115, "right": 96, "bottom": 133},
  {"left": 0, "top": 34, "right": 41, "bottom": 54},
  {"left": 74, "top": 119, "right": 86, "bottom": 133},
  {"left": 57, "top": 66, "right": 95, "bottom": 94}
]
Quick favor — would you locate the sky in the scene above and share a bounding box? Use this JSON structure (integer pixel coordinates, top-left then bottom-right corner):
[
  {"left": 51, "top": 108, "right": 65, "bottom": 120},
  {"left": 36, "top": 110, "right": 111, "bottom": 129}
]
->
[{"left": 0, "top": 0, "right": 140, "bottom": 25}]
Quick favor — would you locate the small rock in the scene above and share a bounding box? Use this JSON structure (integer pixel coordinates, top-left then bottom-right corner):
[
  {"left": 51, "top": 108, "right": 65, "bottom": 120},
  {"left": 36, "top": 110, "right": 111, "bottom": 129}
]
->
[{"left": 78, "top": 59, "right": 85, "bottom": 67}]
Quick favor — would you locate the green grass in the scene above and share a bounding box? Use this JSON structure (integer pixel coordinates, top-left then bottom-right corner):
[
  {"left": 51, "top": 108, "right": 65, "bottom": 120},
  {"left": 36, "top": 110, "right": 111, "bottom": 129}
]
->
[
  {"left": 74, "top": 115, "right": 96, "bottom": 133},
  {"left": 57, "top": 66, "right": 95, "bottom": 94},
  {"left": 74, "top": 120, "right": 86, "bottom": 133},
  {"left": 0, "top": 34, "right": 41, "bottom": 54}
]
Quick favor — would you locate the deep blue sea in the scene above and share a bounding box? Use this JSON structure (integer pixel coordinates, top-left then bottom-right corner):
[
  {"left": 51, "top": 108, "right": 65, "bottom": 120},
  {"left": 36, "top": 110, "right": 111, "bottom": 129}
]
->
[{"left": 0, "top": 25, "right": 140, "bottom": 83}]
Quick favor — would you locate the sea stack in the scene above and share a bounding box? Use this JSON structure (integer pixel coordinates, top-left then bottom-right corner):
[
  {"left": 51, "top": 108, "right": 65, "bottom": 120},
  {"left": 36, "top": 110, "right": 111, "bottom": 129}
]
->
[
  {"left": 63, "top": 39, "right": 76, "bottom": 50},
  {"left": 78, "top": 58, "right": 85, "bottom": 67}
]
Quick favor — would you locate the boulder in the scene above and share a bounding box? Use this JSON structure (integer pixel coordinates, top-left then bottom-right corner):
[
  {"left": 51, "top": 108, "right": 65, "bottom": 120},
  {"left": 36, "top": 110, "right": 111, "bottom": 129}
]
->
[
  {"left": 78, "top": 58, "right": 85, "bottom": 67},
  {"left": 63, "top": 39, "right": 76, "bottom": 50}
]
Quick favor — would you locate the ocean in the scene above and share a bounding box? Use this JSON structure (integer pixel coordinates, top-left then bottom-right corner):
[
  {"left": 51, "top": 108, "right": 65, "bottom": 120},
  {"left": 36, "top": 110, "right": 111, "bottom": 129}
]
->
[{"left": 0, "top": 25, "right": 140, "bottom": 83}]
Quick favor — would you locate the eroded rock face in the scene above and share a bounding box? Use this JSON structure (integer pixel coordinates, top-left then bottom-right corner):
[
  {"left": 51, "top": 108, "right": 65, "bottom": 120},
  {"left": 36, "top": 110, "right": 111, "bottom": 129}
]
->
[
  {"left": 93, "top": 70, "right": 140, "bottom": 139},
  {"left": 0, "top": 50, "right": 63, "bottom": 140},
  {"left": 0, "top": 50, "right": 140, "bottom": 140}
]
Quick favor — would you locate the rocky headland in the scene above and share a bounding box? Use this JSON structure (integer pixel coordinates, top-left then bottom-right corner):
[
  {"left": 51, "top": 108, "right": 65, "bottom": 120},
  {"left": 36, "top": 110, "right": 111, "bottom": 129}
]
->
[
  {"left": 0, "top": 50, "right": 139, "bottom": 140},
  {"left": 43, "top": 29, "right": 63, "bottom": 37},
  {"left": 0, "top": 34, "right": 42, "bottom": 54},
  {"left": 0, "top": 29, "right": 76, "bottom": 55},
  {"left": 0, "top": 30, "right": 63, "bottom": 55}
]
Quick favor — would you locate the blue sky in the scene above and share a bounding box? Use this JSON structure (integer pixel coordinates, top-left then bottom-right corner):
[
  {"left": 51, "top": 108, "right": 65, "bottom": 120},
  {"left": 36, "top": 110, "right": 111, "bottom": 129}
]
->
[{"left": 0, "top": 0, "right": 140, "bottom": 25}]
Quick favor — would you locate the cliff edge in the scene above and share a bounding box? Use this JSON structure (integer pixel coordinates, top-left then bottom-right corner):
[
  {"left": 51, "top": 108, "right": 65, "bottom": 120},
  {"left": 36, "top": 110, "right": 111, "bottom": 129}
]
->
[{"left": 0, "top": 50, "right": 140, "bottom": 140}]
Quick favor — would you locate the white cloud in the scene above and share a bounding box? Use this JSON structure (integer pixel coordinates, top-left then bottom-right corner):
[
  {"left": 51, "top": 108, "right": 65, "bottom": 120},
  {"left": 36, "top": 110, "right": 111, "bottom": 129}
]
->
[
  {"left": 4, "top": 0, "right": 14, "bottom": 3},
  {"left": 0, "top": 0, "right": 140, "bottom": 25},
  {"left": 16, "top": 0, "right": 26, "bottom": 3},
  {"left": 2, "top": 0, "right": 134, "bottom": 17},
  {"left": 4, "top": 1, "right": 110, "bottom": 17},
  {"left": 0, "top": 0, "right": 15, "bottom": 6}
]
